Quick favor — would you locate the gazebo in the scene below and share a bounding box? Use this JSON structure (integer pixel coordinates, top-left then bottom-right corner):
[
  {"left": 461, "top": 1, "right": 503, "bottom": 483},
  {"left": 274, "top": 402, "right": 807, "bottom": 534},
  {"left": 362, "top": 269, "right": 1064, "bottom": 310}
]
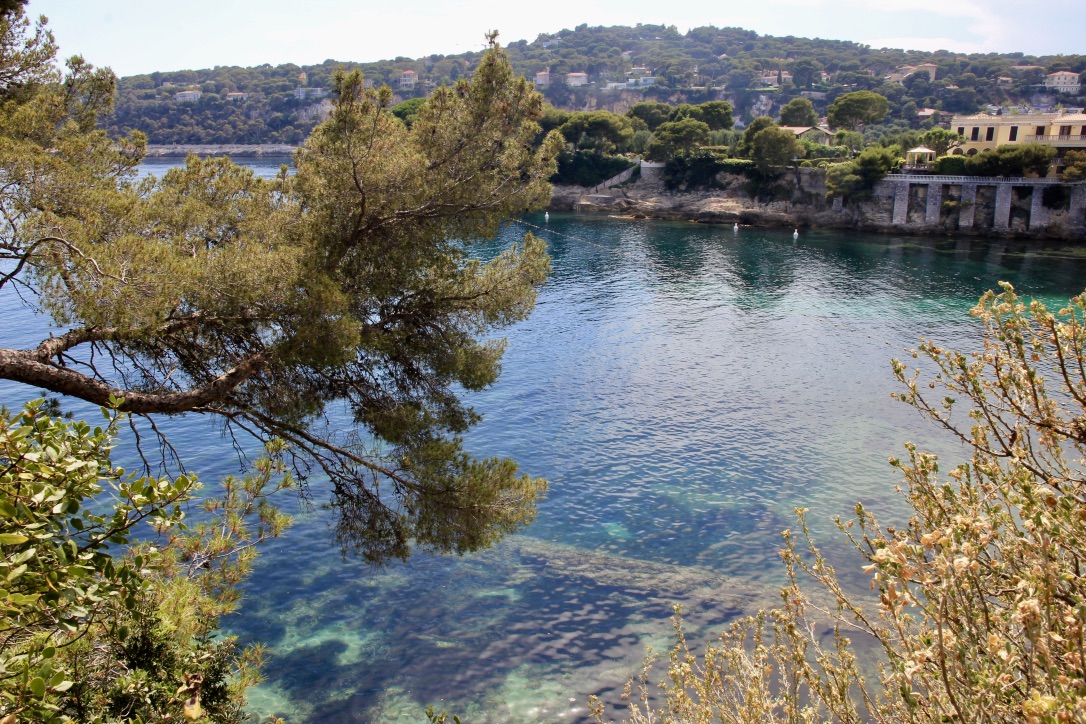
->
[{"left": 905, "top": 146, "right": 936, "bottom": 167}]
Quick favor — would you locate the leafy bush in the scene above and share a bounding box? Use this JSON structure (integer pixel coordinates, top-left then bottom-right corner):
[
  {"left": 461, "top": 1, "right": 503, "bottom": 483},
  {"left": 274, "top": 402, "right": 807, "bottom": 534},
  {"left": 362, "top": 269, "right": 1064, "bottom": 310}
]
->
[
  {"left": 593, "top": 284, "right": 1086, "bottom": 723},
  {"left": 551, "top": 150, "right": 635, "bottom": 187},
  {"left": 964, "top": 144, "right": 1054, "bottom": 177},
  {"left": 0, "top": 401, "right": 292, "bottom": 722},
  {"left": 663, "top": 151, "right": 758, "bottom": 189},
  {"left": 932, "top": 155, "right": 967, "bottom": 175},
  {"left": 825, "top": 145, "right": 901, "bottom": 201},
  {"left": 644, "top": 118, "right": 712, "bottom": 161},
  {"left": 1060, "top": 150, "right": 1086, "bottom": 182}
]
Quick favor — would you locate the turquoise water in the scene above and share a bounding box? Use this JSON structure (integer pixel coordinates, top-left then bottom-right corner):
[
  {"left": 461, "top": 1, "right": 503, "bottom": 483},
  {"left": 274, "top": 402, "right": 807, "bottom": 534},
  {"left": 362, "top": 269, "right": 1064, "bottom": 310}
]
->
[{"left": 4, "top": 163, "right": 1086, "bottom": 721}]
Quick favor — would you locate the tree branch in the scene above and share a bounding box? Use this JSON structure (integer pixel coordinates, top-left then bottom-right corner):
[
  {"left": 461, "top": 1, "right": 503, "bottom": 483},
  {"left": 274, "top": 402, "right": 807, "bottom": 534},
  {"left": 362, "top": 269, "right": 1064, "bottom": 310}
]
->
[{"left": 0, "top": 347, "right": 267, "bottom": 414}]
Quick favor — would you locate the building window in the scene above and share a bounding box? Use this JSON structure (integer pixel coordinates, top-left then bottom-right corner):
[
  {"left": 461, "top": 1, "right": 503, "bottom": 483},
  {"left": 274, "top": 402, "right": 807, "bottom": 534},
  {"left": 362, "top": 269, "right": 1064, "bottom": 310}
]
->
[
  {"left": 985, "top": 127, "right": 994, "bottom": 141},
  {"left": 1059, "top": 125, "right": 1072, "bottom": 137},
  {"left": 1009, "top": 126, "right": 1018, "bottom": 141},
  {"left": 1036, "top": 125, "right": 1046, "bottom": 138},
  {"left": 957, "top": 126, "right": 965, "bottom": 137},
  {"left": 971, "top": 127, "right": 980, "bottom": 141}
]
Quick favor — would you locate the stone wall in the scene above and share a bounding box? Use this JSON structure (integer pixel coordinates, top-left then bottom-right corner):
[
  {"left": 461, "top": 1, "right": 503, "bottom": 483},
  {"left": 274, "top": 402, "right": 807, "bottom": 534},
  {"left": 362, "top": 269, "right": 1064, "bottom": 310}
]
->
[{"left": 553, "top": 169, "right": 1086, "bottom": 240}]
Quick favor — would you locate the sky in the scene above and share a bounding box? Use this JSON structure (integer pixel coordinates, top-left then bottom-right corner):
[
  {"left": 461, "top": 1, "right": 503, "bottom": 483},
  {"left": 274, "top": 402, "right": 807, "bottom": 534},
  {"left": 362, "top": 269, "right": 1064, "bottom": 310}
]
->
[{"left": 25, "top": 0, "right": 1086, "bottom": 77}]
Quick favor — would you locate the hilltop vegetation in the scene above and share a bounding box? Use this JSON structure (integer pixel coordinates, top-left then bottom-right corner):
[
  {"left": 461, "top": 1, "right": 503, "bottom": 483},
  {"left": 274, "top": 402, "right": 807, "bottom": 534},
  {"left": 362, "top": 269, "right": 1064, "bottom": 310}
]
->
[{"left": 105, "top": 23, "right": 1086, "bottom": 144}]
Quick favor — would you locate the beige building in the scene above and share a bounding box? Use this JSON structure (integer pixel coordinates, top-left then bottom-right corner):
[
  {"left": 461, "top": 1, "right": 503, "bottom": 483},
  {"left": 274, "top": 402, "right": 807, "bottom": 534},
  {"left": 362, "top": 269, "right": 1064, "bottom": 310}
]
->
[
  {"left": 1044, "top": 71, "right": 1082, "bottom": 94},
  {"left": 950, "top": 111, "right": 1086, "bottom": 174},
  {"left": 534, "top": 69, "right": 550, "bottom": 87},
  {"left": 397, "top": 70, "right": 418, "bottom": 91},
  {"left": 780, "top": 126, "right": 833, "bottom": 144},
  {"left": 888, "top": 63, "right": 937, "bottom": 84},
  {"left": 566, "top": 72, "right": 588, "bottom": 87},
  {"left": 913, "top": 63, "right": 937, "bottom": 80}
]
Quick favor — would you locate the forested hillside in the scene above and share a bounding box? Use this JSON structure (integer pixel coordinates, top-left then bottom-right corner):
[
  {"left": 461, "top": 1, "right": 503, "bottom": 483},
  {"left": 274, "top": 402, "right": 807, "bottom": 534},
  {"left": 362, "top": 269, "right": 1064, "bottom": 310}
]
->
[{"left": 105, "top": 23, "right": 1086, "bottom": 144}]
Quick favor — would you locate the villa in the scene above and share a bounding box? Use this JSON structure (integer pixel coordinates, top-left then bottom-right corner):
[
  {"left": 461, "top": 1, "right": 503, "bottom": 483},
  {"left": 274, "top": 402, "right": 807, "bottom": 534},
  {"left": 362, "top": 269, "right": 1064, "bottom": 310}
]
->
[
  {"left": 1044, "top": 71, "right": 1082, "bottom": 94},
  {"left": 950, "top": 111, "right": 1086, "bottom": 173}
]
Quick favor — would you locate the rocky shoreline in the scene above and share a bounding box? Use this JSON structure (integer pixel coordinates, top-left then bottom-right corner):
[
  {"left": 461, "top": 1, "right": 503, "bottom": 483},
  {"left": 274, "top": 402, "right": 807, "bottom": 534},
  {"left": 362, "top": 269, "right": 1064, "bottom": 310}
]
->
[
  {"left": 549, "top": 170, "right": 1086, "bottom": 241},
  {"left": 144, "top": 144, "right": 298, "bottom": 157}
]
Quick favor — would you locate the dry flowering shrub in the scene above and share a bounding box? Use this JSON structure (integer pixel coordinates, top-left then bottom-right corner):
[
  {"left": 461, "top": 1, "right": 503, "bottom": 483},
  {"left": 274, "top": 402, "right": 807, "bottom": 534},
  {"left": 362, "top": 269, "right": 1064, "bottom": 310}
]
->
[{"left": 593, "top": 283, "right": 1086, "bottom": 723}]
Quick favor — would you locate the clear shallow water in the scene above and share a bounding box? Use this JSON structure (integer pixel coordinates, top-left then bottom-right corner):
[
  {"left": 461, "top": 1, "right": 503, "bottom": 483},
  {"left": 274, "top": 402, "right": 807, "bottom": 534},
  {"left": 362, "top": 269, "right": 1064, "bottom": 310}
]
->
[{"left": 4, "top": 165, "right": 1086, "bottom": 721}]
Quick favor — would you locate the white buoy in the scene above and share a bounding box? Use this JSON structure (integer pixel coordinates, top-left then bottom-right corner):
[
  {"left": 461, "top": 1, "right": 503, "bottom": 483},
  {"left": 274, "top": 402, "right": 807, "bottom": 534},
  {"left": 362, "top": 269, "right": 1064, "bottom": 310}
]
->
[
  {"left": 793, "top": 228, "right": 799, "bottom": 239},
  {"left": 733, "top": 223, "right": 738, "bottom": 232},
  {"left": 545, "top": 211, "right": 550, "bottom": 223}
]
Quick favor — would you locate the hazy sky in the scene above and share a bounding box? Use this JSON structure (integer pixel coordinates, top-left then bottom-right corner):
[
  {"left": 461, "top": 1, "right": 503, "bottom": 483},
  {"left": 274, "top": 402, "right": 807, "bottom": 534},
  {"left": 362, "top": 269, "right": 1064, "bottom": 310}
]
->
[{"left": 25, "top": 0, "right": 1086, "bottom": 77}]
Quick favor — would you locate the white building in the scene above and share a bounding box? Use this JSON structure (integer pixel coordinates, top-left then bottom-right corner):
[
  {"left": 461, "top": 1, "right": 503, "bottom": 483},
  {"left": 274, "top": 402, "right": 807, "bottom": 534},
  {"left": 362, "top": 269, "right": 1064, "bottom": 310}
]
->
[
  {"left": 293, "top": 87, "right": 328, "bottom": 100},
  {"left": 226, "top": 92, "right": 249, "bottom": 101},
  {"left": 1045, "top": 71, "right": 1082, "bottom": 94},
  {"left": 174, "top": 90, "right": 202, "bottom": 102},
  {"left": 398, "top": 71, "right": 418, "bottom": 91},
  {"left": 566, "top": 72, "right": 588, "bottom": 87},
  {"left": 534, "top": 69, "right": 550, "bottom": 87}
]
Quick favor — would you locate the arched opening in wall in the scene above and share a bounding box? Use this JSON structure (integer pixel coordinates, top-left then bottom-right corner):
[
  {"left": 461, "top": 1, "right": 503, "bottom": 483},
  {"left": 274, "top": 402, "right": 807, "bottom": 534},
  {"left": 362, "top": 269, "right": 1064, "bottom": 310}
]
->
[
  {"left": 952, "top": 148, "right": 965, "bottom": 155},
  {"left": 966, "top": 148, "right": 979, "bottom": 156}
]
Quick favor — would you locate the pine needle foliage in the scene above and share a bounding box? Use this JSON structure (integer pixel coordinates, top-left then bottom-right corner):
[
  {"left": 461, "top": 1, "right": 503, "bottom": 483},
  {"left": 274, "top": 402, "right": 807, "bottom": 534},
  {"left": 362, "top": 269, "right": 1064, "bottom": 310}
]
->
[{"left": 0, "top": 7, "right": 562, "bottom": 563}]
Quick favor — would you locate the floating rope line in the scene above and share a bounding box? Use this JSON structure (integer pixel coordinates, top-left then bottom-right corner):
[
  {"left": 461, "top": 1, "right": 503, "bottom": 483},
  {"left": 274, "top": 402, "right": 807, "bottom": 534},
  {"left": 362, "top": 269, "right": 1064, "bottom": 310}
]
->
[{"left": 508, "top": 217, "right": 620, "bottom": 253}]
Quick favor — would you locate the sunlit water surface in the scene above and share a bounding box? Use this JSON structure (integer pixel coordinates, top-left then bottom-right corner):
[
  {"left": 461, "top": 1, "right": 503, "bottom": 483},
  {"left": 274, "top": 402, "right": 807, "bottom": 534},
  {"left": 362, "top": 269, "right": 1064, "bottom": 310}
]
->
[{"left": 4, "top": 158, "right": 1086, "bottom": 721}]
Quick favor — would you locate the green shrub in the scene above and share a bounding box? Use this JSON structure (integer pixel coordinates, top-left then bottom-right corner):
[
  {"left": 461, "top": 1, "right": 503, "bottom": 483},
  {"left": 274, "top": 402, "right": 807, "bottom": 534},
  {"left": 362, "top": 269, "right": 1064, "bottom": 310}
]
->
[
  {"left": 550, "top": 150, "right": 635, "bottom": 187},
  {"left": 825, "top": 145, "right": 900, "bottom": 201},
  {"left": 0, "top": 401, "right": 292, "bottom": 722},
  {"left": 932, "top": 155, "right": 967, "bottom": 175},
  {"left": 662, "top": 151, "right": 759, "bottom": 189},
  {"left": 964, "top": 143, "right": 1054, "bottom": 177}
]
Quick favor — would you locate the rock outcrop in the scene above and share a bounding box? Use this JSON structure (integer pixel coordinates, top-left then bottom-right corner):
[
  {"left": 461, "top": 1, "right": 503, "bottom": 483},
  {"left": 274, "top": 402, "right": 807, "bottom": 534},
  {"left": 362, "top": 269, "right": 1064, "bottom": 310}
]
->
[{"left": 552, "top": 168, "right": 1086, "bottom": 240}]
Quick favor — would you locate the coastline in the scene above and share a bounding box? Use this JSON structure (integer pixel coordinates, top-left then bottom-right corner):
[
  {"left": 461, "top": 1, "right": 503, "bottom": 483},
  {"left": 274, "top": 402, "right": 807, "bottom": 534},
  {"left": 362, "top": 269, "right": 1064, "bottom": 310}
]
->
[
  {"left": 549, "top": 172, "right": 1086, "bottom": 241},
  {"left": 144, "top": 144, "right": 298, "bottom": 157}
]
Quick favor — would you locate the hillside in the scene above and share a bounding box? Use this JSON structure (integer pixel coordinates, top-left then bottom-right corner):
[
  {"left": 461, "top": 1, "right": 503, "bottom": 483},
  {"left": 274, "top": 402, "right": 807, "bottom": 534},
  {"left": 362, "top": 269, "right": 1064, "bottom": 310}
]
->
[{"left": 104, "top": 23, "right": 1086, "bottom": 144}]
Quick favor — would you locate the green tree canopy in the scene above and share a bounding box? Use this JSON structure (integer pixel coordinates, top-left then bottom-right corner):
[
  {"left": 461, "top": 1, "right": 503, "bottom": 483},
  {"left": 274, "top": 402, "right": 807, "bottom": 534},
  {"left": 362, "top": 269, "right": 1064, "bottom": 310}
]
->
[
  {"left": 750, "top": 126, "right": 801, "bottom": 175},
  {"left": 1061, "top": 149, "right": 1086, "bottom": 182},
  {"left": 737, "top": 116, "right": 777, "bottom": 157},
  {"left": 778, "top": 97, "right": 819, "bottom": 127},
  {"left": 824, "top": 144, "right": 900, "bottom": 200},
  {"left": 390, "top": 96, "right": 426, "bottom": 127},
  {"left": 560, "top": 110, "right": 634, "bottom": 153},
  {"left": 827, "top": 90, "right": 889, "bottom": 131},
  {"left": 920, "top": 127, "right": 963, "bottom": 157},
  {"left": 963, "top": 143, "right": 1054, "bottom": 177},
  {"left": 789, "top": 58, "right": 823, "bottom": 89},
  {"left": 667, "top": 101, "right": 735, "bottom": 132},
  {"left": 0, "top": 15, "right": 561, "bottom": 564},
  {"left": 696, "top": 100, "right": 734, "bottom": 131},
  {"left": 626, "top": 101, "right": 672, "bottom": 131},
  {"left": 643, "top": 117, "right": 711, "bottom": 161}
]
